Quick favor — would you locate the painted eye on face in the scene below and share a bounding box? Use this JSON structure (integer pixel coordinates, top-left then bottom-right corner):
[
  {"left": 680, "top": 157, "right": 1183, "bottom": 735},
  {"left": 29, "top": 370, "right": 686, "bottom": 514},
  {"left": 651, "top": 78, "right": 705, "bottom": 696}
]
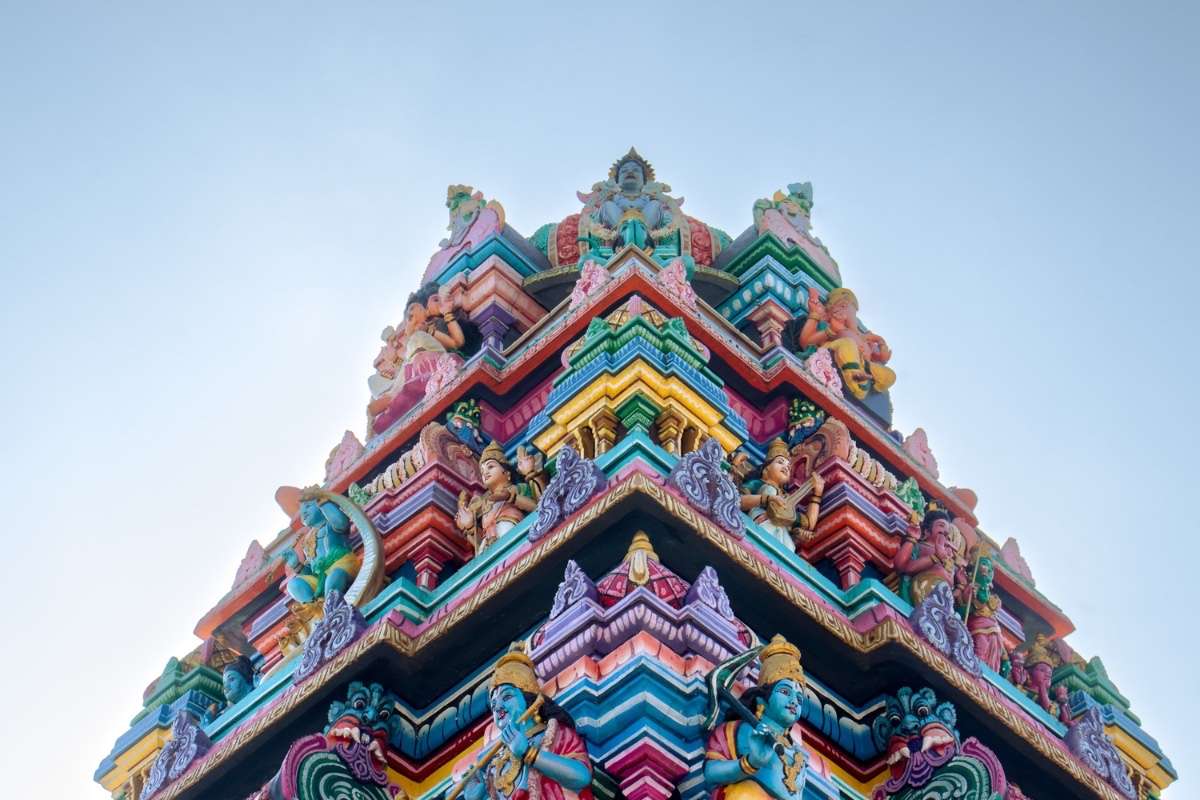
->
[
  {"left": 378, "top": 709, "right": 390, "bottom": 720},
  {"left": 354, "top": 698, "right": 367, "bottom": 710},
  {"left": 916, "top": 705, "right": 930, "bottom": 717},
  {"left": 890, "top": 714, "right": 901, "bottom": 726}
]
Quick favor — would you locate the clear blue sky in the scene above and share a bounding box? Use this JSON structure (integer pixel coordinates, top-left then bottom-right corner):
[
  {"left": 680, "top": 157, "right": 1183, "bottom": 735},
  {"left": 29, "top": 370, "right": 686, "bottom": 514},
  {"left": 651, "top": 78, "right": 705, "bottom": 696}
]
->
[{"left": 1, "top": 3, "right": 1196, "bottom": 798}]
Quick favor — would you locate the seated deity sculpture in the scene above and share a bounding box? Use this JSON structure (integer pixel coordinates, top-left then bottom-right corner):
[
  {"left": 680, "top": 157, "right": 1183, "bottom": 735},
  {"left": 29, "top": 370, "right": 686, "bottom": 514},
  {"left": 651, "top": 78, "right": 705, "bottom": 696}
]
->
[
  {"left": 798, "top": 287, "right": 895, "bottom": 401},
  {"left": 460, "top": 643, "right": 593, "bottom": 800},
  {"left": 368, "top": 283, "right": 466, "bottom": 431},
  {"left": 893, "top": 508, "right": 966, "bottom": 607},
  {"left": 589, "top": 148, "right": 672, "bottom": 251},
  {"left": 282, "top": 488, "right": 361, "bottom": 604},
  {"left": 738, "top": 439, "right": 824, "bottom": 552},
  {"left": 456, "top": 442, "right": 546, "bottom": 553},
  {"left": 704, "top": 635, "right": 808, "bottom": 800}
]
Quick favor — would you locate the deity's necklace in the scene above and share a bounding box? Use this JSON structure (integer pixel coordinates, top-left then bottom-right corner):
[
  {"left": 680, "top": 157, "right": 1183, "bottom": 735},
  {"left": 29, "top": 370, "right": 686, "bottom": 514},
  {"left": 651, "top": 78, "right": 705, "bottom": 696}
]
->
[
  {"left": 757, "top": 717, "right": 804, "bottom": 794},
  {"left": 494, "top": 723, "right": 545, "bottom": 796}
]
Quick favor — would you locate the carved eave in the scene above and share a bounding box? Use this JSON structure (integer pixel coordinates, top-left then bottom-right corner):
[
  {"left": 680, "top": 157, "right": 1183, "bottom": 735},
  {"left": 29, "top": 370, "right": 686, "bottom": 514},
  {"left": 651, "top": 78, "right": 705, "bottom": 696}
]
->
[{"left": 158, "top": 471, "right": 1120, "bottom": 800}]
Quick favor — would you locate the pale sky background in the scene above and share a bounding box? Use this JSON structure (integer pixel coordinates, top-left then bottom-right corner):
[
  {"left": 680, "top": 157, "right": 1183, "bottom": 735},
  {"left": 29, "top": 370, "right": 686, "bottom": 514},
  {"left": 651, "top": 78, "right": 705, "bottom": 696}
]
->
[{"left": 1, "top": 2, "right": 1197, "bottom": 798}]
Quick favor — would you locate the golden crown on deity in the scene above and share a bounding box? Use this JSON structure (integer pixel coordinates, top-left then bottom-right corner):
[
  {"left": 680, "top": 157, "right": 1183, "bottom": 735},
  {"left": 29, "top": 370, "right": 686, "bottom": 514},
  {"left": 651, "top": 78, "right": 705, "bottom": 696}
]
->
[
  {"left": 480, "top": 441, "right": 512, "bottom": 470},
  {"left": 826, "top": 287, "right": 859, "bottom": 310},
  {"left": 298, "top": 485, "right": 326, "bottom": 502},
  {"left": 609, "top": 147, "right": 656, "bottom": 182},
  {"left": 766, "top": 438, "right": 791, "bottom": 462},
  {"left": 758, "top": 635, "right": 806, "bottom": 687},
  {"left": 490, "top": 641, "right": 542, "bottom": 696}
]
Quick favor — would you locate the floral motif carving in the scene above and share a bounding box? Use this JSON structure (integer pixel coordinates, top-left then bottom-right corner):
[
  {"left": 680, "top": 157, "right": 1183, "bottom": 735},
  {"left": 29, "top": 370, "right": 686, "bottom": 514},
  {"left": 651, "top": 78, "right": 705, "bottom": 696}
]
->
[
  {"left": 1066, "top": 706, "right": 1136, "bottom": 799},
  {"left": 142, "top": 712, "right": 211, "bottom": 799},
  {"left": 527, "top": 445, "right": 607, "bottom": 542},
  {"left": 294, "top": 591, "right": 368, "bottom": 683},
  {"left": 665, "top": 437, "right": 743, "bottom": 535}
]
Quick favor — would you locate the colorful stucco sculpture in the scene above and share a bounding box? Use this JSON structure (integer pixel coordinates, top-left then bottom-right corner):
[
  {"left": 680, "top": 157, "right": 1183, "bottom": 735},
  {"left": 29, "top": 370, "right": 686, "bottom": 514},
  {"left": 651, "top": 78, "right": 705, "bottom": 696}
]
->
[{"left": 96, "top": 151, "right": 1174, "bottom": 800}]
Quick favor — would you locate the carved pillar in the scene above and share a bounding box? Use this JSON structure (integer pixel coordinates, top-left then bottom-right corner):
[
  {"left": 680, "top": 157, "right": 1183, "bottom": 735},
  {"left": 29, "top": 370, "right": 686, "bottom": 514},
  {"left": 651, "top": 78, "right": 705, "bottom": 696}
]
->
[
  {"left": 590, "top": 408, "right": 621, "bottom": 455},
  {"left": 615, "top": 392, "right": 660, "bottom": 434},
  {"left": 747, "top": 299, "right": 791, "bottom": 350},
  {"left": 473, "top": 304, "right": 516, "bottom": 352},
  {"left": 654, "top": 408, "right": 685, "bottom": 454},
  {"left": 827, "top": 539, "right": 869, "bottom": 589}
]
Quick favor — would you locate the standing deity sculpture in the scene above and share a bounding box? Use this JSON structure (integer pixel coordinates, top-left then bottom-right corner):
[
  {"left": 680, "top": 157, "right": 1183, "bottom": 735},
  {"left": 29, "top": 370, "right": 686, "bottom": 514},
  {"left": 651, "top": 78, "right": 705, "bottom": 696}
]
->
[
  {"left": 282, "top": 488, "right": 361, "bottom": 605},
  {"left": 739, "top": 439, "right": 824, "bottom": 552},
  {"left": 456, "top": 442, "right": 547, "bottom": 553},
  {"left": 704, "top": 635, "right": 809, "bottom": 800},
  {"left": 458, "top": 643, "right": 593, "bottom": 800},
  {"left": 368, "top": 284, "right": 467, "bottom": 432},
  {"left": 959, "top": 547, "right": 1010, "bottom": 675},
  {"left": 798, "top": 287, "right": 895, "bottom": 402},
  {"left": 893, "top": 508, "right": 967, "bottom": 607}
]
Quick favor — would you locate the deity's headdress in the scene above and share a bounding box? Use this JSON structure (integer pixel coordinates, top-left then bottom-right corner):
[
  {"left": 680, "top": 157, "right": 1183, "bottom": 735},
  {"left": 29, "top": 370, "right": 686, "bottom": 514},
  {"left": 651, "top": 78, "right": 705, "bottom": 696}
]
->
[
  {"left": 766, "top": 438, "right": 791, "bottom": 462},
  {"left": 609, "top": 147, "right": 656, "bottom": 183},
  {"left": 758, "top": 635, "right": 805, "bottom": 687},
  {"left": 490, "top": 641, "right": 541, "bottom": 696},
  {"left": 480, "top": 441, "right": 512, "bottom": 470},
  {"left": 826, "top": 288, "right": 859, "bottom": 310}
]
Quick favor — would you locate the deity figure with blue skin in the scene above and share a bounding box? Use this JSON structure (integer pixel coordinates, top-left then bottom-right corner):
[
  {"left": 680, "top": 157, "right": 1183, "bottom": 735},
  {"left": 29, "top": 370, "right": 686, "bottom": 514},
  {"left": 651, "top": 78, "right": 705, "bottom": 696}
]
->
[
  {"left": 461, "top": 643, "right": 593, "bottom": 800},
  {"left": 705, "top": 636, "right": 808, "bottom": 800},
  {"left": 282, "top": 488, "right": 360, "bottom": 604},
  {"left": 595, "top": 148, "right": 671, "bottom": 250}
]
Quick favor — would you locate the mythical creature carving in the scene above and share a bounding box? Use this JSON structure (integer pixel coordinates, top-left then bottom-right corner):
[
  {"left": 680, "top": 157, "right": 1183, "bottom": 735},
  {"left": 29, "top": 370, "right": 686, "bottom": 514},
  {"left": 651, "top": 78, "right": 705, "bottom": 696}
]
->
[
  {"left": 457, "top": 442, "right": 547, "bottom": 553},
  {"left": 704, "top": 636, "right": 809, "bottom": 800},
  {"left": 785, "top": 399, "right": 825, "bottom": 448},
  {"left": 255, "top": 682, "right": 405, "bottom": 800},
  {"left": 323, "top": 681, "right": 403, "bottom": 785},
  {"left": 527, "top": 445, "right": 607, "bottom": 542},
  {"left": 142, "top": 711, "right": 211, "bottom": 799},
  {"left": 446, "top": 399, "right": 488, "bottom": 455},
  {"left": 666, "top": 437, "right": 743, "bottom": 535},
  {"left": 738, "top": 438, "right": 824, "bottom": 552},
  {"left": 871, "top": 687, "right": 959, "bottom": 792},
  {"left": 869, "top": 688, "right": 1022, "bottom": 800},
  {"left": 656, "top": 257, "right": 697, "bottom": 310},
  {"left": 798, "top": 287, "right": 895, "bottom": 402},
  {"left": 423, "top": 184, "right": 505, "bottom": 283}
]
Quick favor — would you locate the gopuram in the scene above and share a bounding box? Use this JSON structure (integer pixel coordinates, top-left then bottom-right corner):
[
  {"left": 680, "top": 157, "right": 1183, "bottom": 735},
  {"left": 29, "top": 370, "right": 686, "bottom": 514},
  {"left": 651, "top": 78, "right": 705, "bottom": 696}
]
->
[{"left": 96, "top": 151, "right": 1176, "bottom": 800}]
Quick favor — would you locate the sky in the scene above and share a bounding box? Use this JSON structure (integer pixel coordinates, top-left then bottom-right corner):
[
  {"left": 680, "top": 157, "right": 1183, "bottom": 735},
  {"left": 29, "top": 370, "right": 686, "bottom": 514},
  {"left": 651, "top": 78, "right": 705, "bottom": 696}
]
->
[{"left": 1, "top": 2, "right": 1197, "bottom": 797}]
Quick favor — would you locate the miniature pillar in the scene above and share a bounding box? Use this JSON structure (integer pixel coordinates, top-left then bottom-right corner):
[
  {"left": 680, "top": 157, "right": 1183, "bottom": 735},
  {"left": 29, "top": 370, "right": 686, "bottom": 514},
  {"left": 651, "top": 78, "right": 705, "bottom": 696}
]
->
[{"left": 747, "top": 299, "right": 791, "bottom": 350}]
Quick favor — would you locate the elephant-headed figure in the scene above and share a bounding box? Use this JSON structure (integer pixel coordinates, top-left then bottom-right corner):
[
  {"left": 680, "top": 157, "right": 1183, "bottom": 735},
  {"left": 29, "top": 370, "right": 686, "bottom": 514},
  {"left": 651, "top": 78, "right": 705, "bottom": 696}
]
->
[{"left": 871, "top": 687, "right": 959, "bottom": 787}]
